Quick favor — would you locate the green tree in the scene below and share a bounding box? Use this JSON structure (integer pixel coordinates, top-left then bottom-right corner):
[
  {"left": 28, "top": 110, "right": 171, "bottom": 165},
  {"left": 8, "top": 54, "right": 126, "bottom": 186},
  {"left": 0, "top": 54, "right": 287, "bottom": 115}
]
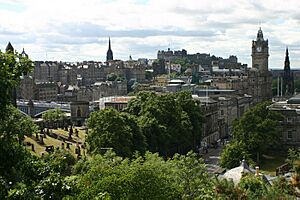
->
[
  {"left": 172, "top": 151, "right": 214, "bottom": 199},
  {"left": 42, "top": 149, "right": 76, "bottom": 176},
  {"left": 42, "top": 108, "right": 67, "bottom": 128},
  {"left": 0, "top": 105, "right": 38, "bottom": 143},
  {"left": 220, "top": 141, "right": 251, "bottom": 169},
  {"left": 73, "top": 151, "right": 213, "bottom": 200},
  {"left": 172, "top": 57, "right": 190, "bottom": 74},
  {"left": 106, "top": 73, "right": 118, "bottom": 81},
  {"left": 238, "top": 173, "right": 266, "bottom": 199},
  {"left": 230, "top": 101, "right": 284, "bottom": 163},
  {"left": 87, "top": 108, "right": 145, "bottom": 157},
  {"left": 0, "top": 50, "right": 33, "bottom": 111},
  {"left": 126, "top": 91, "right": 203, "bottom": 156}
]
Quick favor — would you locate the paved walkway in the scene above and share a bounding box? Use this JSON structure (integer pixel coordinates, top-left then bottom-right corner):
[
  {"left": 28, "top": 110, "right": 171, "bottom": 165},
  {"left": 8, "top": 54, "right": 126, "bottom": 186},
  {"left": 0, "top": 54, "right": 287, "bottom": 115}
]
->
[{"left": 202, "top": 144, "right": 224, "bottom": 173}]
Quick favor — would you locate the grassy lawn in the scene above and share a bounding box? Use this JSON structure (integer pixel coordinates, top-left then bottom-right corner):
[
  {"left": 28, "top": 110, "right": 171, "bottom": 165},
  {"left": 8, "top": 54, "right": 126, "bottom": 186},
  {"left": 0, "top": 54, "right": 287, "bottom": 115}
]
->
[
  {"left": 260, "top": 154, "right": 287, "bottom": 176},
  {"left": 24, "top": 127, "right": 87, "bottom": 158}
]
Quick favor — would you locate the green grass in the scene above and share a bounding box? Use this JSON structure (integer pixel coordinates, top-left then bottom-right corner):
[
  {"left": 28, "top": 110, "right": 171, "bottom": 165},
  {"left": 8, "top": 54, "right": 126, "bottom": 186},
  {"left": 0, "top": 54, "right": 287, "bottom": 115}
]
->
[
  {"left": 260, "top": 154, "right": 287, "bottom": 176},
  {"left": 24, "top": 127, "right": 87, "bottom": 158}
]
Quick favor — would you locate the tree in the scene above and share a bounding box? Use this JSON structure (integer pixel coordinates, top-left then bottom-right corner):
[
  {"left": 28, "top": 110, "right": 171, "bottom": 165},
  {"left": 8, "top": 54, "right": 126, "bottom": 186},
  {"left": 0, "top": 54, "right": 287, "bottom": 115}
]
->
[
  {"left": 220, "top": 141, "right": 251, "bottom": 169},
  {"left": 87, "top": 108, "right": 145, "bottom": 157},
  {"left": 106, "top": 73, "right": 118, "bottom": 81},
  {"left": 42, "top": 108, "right": 67, "bottom": 128},
  {"left": 0, "top": 105, "right": 38, "bottom": 142},
  {"left": 230, "top": 101, "right": 284, "bottom": 163},
  {"left": 0, "top": 50, "right": 33, "bottom": 112},
  {"left": 73, "top": 151, "right": 213, "bottom": 199},
  {"left": 126, "top": 91, "right": 204, "bottom": 156}
]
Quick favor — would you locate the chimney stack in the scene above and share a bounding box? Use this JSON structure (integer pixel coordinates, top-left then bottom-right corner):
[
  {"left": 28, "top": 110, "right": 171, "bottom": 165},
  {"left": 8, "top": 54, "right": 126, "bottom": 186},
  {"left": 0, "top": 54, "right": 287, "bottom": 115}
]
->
[{"left": 255, "top": 166, "right": 260, "bottom": 176}]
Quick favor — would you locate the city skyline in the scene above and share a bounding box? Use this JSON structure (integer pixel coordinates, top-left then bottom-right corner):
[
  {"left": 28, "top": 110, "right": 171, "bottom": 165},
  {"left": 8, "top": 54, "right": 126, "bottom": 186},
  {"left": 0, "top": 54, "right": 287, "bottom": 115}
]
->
[{"left": 0, "top": 0, "right": 300, "bottom": 68}]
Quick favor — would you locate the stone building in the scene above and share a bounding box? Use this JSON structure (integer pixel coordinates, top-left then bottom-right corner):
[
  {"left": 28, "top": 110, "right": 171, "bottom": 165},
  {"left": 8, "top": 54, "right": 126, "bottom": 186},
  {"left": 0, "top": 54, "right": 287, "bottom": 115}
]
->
[
  {"left": 193, "top": 96, "right": 222, "bottom": 147},
  {"left": 211, "top": 28, "right": 272, "bottom": 104},
  {"left": 216, "top": 95, "right": 252, "bottom": 137},
  {"left": 34, "top": 61, "right": 59, "bottom": 82},
  {"left": 70, "top": 101, "right": 89, "bottom": 126},
  {"left": 269, "top": 95, "right": 300, "bottom": 146},
  {"left": 17, "top": 75, "right": 35, "bottom": 100},
  {"left": 34, "top": 82, "right": 57, "bottom": 101}
]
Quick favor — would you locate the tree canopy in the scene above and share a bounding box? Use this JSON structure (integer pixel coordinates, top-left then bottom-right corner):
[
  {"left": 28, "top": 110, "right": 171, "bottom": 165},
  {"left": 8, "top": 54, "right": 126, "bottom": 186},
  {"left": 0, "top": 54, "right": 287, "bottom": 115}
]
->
[
  {"left": 0, "top": 50, "right": 33, "bottom": 111},
  {"left": 87, "top": 108, "right": 145, "bottom": 157},
  {"left": 42, "top": 108, "right": 67, "bottom": 122},
  {"left": 221, "top": 101, "right": 284, "bottom": 168}
]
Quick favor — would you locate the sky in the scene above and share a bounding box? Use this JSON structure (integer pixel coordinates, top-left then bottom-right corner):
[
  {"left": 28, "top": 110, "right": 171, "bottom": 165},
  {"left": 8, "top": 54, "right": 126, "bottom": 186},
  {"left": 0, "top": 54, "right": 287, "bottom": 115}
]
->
[{"left": 0, "top": 0, "right": 300, "bottom": 69}]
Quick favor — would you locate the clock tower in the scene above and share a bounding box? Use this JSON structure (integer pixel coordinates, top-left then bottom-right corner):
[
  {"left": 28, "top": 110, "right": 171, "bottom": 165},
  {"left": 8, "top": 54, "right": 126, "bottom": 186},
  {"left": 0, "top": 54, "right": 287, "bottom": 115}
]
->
[
  {"left": 251, "top": 27, "right": 269, "bottom": 72},
  {"left": 248, "top": 28, "right": 272, "bottom": 103}
]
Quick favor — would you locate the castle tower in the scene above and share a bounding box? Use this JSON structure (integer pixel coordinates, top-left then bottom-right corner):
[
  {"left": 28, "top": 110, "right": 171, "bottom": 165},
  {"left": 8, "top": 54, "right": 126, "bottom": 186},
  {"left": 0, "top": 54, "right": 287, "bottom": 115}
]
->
[
  {"left": 282, "top": 48, "right": 294, "bottom": 96},
  {"left": 249, "top": 28, "right": 272, "bottom": 103},
  {"left": 106, "top": 37, "right": 113, "bottom": 61}
]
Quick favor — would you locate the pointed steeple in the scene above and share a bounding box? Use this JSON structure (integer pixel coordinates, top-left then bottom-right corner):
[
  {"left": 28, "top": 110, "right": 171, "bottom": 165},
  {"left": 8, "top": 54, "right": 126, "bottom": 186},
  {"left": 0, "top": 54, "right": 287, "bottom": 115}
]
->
[
  {"left": 21, "top": 48, "right": 28, "bottom": 58},
  {"left": 108, "top": 37, "right": 111, "bottom": 50},
  {"left": 284, "top": 47, "right": 290, "bottom": 72},
  {"left": 282, "top": 47, "right": 294, "bottom": 96},
  {"left": 257, "top": 27, "right": 264, "bottom": 41},
  {"left": 106, "top": 37, "right": 113, "bottom": 61},
  {"left": 5, "top": 42, "right": 14, "bottom": 53}
]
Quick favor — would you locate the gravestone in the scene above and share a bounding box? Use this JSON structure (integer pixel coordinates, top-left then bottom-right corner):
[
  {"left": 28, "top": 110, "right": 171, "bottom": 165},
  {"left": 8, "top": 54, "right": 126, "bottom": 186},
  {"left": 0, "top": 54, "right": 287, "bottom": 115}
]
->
[
  {"left": 75, "top": 146, "right": 81, "bottom": 156},
  {"left": 39, "top": 136, "right": 44, "bottom": 145},
  {"left": 64, "top": 125, "right": 68, "bottom": 131},
  {"left": 45, "top": 145, "right": 54, "bottom": 153}
]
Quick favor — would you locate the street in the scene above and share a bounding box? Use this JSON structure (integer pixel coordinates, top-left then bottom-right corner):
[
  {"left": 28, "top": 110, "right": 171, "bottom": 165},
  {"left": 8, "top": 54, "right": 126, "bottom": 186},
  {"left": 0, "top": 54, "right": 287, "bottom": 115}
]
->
[{"left": 202, "top": 144, "right": 224, "bottom": 173}]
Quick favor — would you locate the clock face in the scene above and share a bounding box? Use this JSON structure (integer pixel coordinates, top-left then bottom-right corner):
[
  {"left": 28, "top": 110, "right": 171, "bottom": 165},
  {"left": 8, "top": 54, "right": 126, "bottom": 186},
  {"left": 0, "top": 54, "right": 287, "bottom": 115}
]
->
[{"left": 256, "top": 46, "right": 262, "bottom": 52}]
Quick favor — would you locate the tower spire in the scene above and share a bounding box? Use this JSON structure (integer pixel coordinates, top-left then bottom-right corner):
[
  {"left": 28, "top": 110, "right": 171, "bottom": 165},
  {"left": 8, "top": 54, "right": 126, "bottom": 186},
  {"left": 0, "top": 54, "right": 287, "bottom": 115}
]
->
[
  {"left": 106, "top": 37, "right": 113, "bottom": 62},
  {"left": 257, "top": 27, "right": 264, "bottom": 41},
  {"left": 5, "top": 42, "right": 14, "bottom": 53},
  {"left": 108, "top": 37, "right": 111, "bottom": 50},
  {"left": 284, "top": 47, "right": 290, "bottom": 71}
]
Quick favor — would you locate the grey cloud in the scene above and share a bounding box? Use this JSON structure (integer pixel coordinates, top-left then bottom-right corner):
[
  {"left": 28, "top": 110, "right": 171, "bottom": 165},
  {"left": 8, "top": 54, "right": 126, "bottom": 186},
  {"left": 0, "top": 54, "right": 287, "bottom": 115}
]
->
[
  {"left": 0, "top": 28, "right": 24, "bottom": 36},
  {"left": 52, "top": 22, "right": 218, "bottom": 39}
]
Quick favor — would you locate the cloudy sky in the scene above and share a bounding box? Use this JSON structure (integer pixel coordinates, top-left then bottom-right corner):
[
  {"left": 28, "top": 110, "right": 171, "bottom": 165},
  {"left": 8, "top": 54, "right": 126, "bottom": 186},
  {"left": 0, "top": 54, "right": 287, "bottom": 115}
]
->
[{"left": 0, "top": 0, "right": 300, "bottom": 69}]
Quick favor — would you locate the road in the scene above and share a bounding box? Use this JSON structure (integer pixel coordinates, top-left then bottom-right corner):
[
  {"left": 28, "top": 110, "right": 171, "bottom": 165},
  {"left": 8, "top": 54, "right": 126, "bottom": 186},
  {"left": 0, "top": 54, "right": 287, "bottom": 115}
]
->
[{"left": 202, "top": 144, "right": 224, "bottom": 173}]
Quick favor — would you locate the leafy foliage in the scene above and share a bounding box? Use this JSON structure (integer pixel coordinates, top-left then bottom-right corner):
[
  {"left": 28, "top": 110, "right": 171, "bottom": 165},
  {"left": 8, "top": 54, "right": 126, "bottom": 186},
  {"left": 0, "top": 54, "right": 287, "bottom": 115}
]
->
[
  {"left": 73, "top": 151, "right": 213, "bottom": 200},
  {"left": 42, "top": 108, "right": 67, "bottom": 122},
  {"left": 0, "top": 105, "right": 38, "bottom": 142},
  {"left": 220, "top": 141, "right": 251, "bottom": 169},
  {"left": 126, "top": 91, "right": 204, "bottom": 156},
  {"left": 87, "top": 108, "right": 145, "bottom": 157},
  {"left": 221, "top": 101, "right": 284, "bottom": 167},
  {"left": 0, "top": 51, "right": 33, "bottom": 111}
]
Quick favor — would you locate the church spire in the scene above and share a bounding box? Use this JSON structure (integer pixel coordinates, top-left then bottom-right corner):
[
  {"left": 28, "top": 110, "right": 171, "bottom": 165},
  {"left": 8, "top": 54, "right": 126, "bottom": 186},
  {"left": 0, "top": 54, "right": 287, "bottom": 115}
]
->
[
  {"left": 106, "top": 37, "right": 113, "bottom": 61},
  {"left": 284, "top": 47, "right": 290, "bottom": 72},
  {"left": 108, "top": 37, "right": 111, "bottom": 50},
  {"left": 282, "top": 47, "right": 294, "bottom": 96},
  {"left": 5, "top": 42, "right": 14, "bottom": 53}
]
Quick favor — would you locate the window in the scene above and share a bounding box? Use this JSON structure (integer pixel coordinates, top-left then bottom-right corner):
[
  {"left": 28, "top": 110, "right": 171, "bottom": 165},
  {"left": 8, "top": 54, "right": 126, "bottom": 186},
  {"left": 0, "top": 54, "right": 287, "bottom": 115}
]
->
[
  {"left": 287, "top": 131, "right": 293, "bottom": 140},
  {"left": 220, "top": 110, "right": 224, "bottom": 115},
  {"left": 287, "top": 118, "right": 293, "bottom": 123}
]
